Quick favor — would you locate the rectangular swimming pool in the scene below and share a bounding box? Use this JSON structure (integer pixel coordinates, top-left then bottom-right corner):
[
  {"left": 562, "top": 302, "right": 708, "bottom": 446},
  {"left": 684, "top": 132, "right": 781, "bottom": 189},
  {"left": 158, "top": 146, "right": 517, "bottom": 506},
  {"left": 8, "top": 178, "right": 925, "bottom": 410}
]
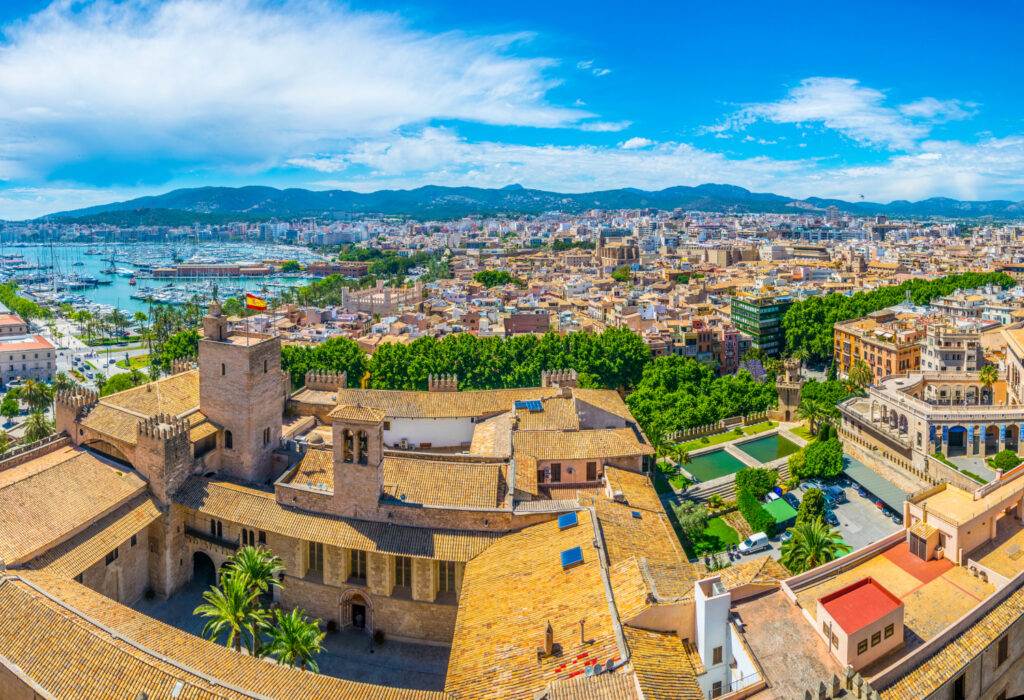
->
[
  {"left": 736, "top": 434, "right": 801, "bottom": 464},
  {"left": 683, "top": 449, "right": 748, "bottom": 482}
]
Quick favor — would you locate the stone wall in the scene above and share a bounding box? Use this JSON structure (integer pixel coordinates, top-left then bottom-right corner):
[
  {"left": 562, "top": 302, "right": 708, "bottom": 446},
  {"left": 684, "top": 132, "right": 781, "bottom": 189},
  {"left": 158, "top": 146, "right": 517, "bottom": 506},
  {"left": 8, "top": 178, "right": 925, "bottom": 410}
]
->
[
  {"left": 0, "top": 434, "right": 69, "bottom": 474},
  {"left": 0, "top": 659, "right": 43, "bottom": 700},
  {"left": 79, "top": 525, "right": 150, "bottom": 605}
]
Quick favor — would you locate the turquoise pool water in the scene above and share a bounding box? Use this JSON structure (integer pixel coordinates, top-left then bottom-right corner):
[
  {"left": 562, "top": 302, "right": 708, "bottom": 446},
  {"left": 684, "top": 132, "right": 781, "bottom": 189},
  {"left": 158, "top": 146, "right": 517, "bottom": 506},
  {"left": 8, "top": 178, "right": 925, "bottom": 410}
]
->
[
  {"left": 684, "top": 450, "right": 748, "bottom": 482},
  {"left": 737, "top": 434, "right": 801, "bottom": 464}
]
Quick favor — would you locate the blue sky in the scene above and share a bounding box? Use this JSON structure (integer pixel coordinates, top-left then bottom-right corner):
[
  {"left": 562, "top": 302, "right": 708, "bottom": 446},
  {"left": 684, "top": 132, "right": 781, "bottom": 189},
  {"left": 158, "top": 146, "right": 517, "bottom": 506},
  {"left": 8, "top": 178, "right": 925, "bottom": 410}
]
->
[{"left": 1, "top": 0, "right": 1023, "bottom": 218}]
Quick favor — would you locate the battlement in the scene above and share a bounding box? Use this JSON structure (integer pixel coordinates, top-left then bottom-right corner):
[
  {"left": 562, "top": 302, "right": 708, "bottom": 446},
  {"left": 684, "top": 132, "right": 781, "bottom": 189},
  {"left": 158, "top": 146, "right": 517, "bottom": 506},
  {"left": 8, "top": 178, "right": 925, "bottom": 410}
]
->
[
  {"left": 305, "top": 369, "right": 348, "bottom": 392},
  {"left": 541, "top": 369, "right": 578, "bottom": 388},
  {"left": 137, "top": 412, "right": 190, "bottom": 440},
  {"left": 170, "top": 356, "right": 198, "bottom": 375},
  {"left": 55, "top": 387, "right": 98, "bottom": 411},
  {"left": 428, "top": 373, "right": 458, "bottom": 392}
]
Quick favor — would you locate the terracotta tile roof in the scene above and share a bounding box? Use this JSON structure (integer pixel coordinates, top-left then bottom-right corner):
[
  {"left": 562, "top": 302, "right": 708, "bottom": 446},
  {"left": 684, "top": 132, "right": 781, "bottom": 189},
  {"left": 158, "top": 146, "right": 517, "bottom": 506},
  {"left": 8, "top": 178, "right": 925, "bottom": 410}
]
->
[
  {"left": 328, "top": 404, "right": 388, "bottom": 423},
  {"left": 882, "top": 581, "right": 1024, "bottom": 699},
  {"left": 572, "top": 389, "right": 635, "bottom": 423},
  {"left": 513, "top": 429, "right": 653, "bottom": 461},
  {"left": 515, "top": 398, "right": 580, "bottom": 431},
  {"left": 380, "top": 457, "right": 508, "bottom": 510},
  {"left": 0, "top": 447, "right": 147, "bottom": 565},
  {"left": 177, "top": 477, "right": 498, "bottom": 562},
  {"left": 0, "top": 573, "right": 447, "bottom": 700},
  {"left": 446, "top": 510, "right": 621, "bottom": 700},
  {"left": 29, "top": 495, "right": 161, "bottom": 578},
  {"left": 544, "top": 670, "right": 640, "bottom": 699},
  {"left": 82, "top": 370, "right": 202, "bottom": 446},
  {"left": 622, "top": 627, "right": 703, "bottom": 700},
  {"left": 282, "top": 448, "right": 334, "bottom": 490},
  {"left": 515, "top": 455, "right": 539, "bottom": 496},
  {"left": 469, "top": 411, "right": 513, "bottom": 457},
  {"left": 332, "top": 387, "right": 560, "bottom": 419}
]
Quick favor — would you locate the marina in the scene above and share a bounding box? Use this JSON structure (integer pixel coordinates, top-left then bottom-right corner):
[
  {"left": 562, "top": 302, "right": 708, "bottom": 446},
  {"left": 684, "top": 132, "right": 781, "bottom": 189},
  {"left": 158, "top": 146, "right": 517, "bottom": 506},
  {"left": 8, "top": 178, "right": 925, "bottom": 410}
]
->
[{"left": 0, "top": 242, "right": 327, "bottom": 316}]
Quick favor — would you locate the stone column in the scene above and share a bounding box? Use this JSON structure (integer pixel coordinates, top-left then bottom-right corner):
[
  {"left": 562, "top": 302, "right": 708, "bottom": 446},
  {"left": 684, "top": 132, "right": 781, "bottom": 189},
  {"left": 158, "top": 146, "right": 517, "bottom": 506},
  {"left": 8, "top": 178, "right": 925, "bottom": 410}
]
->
[
  {"left": 367, "top": 552, "right": 394, "bottom": 597},
  {"left": 412, "top": 558, "right": 436, "bottom": 603}
]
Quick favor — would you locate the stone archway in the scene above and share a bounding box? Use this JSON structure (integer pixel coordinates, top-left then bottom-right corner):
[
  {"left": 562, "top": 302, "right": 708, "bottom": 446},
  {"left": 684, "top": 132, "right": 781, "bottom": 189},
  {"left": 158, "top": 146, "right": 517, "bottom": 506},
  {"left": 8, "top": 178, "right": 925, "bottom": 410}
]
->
[
  {"left": 985, "top": 425, "right": 1000, "bottom": 456},
  {"left": 1007, "top": 425, "right": 1020, "bottom": 453},
  {"left": 193, "top": 551, "right": 216, "bottom": 587},
  {"left": 339, "top": 589, "right": 374, "bottom": 633},
  {"left": 948, "top": 426, "right": 968, "bottom": 457}
]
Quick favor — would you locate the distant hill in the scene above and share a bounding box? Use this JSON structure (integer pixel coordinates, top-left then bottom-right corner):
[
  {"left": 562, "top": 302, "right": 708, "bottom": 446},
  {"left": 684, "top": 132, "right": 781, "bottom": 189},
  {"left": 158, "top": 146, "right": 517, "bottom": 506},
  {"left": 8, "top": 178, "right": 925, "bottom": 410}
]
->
[{"left": 36, "top": 183, "right": 1024, "bottom": 223}]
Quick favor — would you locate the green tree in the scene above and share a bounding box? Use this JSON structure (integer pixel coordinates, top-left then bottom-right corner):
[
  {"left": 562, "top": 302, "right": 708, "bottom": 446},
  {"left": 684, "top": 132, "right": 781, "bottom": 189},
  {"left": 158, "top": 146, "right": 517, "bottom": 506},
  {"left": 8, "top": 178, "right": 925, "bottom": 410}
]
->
[
  {"left": 991, "top": 449, "right": 1021, "bottom": 472},
  {"left": 799, "top": 439, "right": 844, "bottom": 479},
  {"left": 847, "top": 358, "right": 874, "bottom": 393},
  {"left": 0, "top": 394, "right": 18, "bottom": 424},
  {"left": 20, "top": 379, "right": 51, "bottom": 413},
  {"left": 23, "top": 410, "right": 53, "bottom": 443},
  {"left": 280, "top": 260, "right": 302, "bottom": 273},
  {"left": 667, "top": 444, "right": 691, "bottom": 469},
  {"left": 780, "top": 518, "right": 852, "bottom": 574},
  {"left": 281, "top": 336, "right": 369, "bottom": 388},
  {"left": 0, "top": 429, "right": 9, "bottom": 455},
  {"left": 796, "top": 488, "right": 825, "bottom": 526},
  {"left": 979, "top": 364, "right": 999, "bottom": 399},
  {"left": 735, "top": 467, "right": 778, "bottom": 500},
  {"left": 194, "top": 571, "right": 267, "bottom": 653},
  {"left": 53, "top": 372, "right": 74, "bottom": 393},
  {"left": 158, "top": 329, "right": 200, "bottom": 372},
  {"left": 797, "top": 398, "right": 827, "bottom": 436},
  {"left": 264, "top": 608, "right": 326, "bottom": 672},
  {"left": 100, "top": 371, "right": 149, "bottom": 397},
  {"left": 674, "top": 500, "right": 709, "bottom": 543},
  {"left": 736, "top": 486, "right": 776, "bottom": 537},
  {"left": 611, "top": 265, "right": 631, "bottom": 283}
]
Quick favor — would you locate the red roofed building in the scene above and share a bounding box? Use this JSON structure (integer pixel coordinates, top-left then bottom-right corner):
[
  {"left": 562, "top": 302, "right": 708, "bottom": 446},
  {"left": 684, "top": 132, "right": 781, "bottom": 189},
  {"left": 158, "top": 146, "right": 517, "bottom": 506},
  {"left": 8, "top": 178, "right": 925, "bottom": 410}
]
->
[
  {"left": 0, "top": 333, "right": 56, "bottom": 387},
  {"left": 0, "top": 313, "right": 28, "bottom": 336},
  {"left": 816, "top": 577, "right": 904, "bottom": 670}
]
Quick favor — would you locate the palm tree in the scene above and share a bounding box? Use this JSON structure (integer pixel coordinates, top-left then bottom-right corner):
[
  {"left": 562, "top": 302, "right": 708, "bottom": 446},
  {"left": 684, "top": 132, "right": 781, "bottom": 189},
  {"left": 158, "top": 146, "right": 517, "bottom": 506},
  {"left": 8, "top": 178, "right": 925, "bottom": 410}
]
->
[
  {"left": 796, "top": 398, "right": 826, "bottom": 436},
  {"left": 979, "top": 364, "right": 999, "bottom": 404},
  {"left": 194, "top": 571, "right": 266, "bottom": 653},
  {"left": 53, "top": 372, "right": 74, "bottom": 393},
  {"left": 20, "top": 379, "right": 51, "bottom": 413},
  {"left": 226, "top": 546, "right": 285, "bottom": 654},
  {"left": 667, "top": 444, "right": 692, "bottom": 469},
  {"left": 23, "top": 410, "right": 54, "bottom": 443},
  {"left": 780, "top": 518, "right": 852, "bottom": 574},
  {"left": 847, "top": 358, "right": 874, "bottom": 393},
  {"left": 265, "top": 608, "right": 326, "bottom": 672}
]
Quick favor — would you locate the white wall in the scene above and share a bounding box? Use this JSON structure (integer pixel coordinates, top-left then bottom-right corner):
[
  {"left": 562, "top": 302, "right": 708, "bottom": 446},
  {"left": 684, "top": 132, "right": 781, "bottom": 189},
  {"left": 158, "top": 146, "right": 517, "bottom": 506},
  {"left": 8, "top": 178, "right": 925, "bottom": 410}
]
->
[{"left": 385, "top": 417, "right": 476, "bottom": 448}]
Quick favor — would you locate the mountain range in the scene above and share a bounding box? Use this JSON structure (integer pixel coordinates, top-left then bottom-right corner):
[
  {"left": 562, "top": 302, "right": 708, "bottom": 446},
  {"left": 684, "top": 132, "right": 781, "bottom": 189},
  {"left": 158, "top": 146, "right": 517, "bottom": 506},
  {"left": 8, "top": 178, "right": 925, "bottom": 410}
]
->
[{"left": 37, "top": 183, "right": 1024, "bottom": 222}]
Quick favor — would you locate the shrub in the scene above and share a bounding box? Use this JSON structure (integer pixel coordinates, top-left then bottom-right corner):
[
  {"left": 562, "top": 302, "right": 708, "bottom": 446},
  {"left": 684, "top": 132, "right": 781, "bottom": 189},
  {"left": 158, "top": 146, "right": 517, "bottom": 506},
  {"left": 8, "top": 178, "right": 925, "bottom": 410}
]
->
[
  {"left": 991, "top": 449, "right": 1022, "bottom": 472},
  {"left": 737, "top": 487, "right": 776, "bottom": 537},
  {"left": 816, "top": 423, "right": 833, "bottom": 442},
  {"left": 787, "top": 450, "right": 806, "bottom": 478},
  {"left": 674, "top": 500, "right": 710, "bottom": 543},
  {"left": 801, "top": 439, "right": 844, "bottom": 479},
  {"left": 735, "top": 467, "right": 778, "bottom": 500},
  {"left": 797, "top": 488, "right": 825, "bottom": 526}
]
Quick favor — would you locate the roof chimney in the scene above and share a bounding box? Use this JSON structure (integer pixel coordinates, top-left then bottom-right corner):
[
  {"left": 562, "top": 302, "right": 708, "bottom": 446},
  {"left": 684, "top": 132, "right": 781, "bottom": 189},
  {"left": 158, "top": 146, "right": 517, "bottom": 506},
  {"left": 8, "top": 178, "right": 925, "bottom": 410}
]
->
[{"left": 544, "top": 620, "right": 554, "bottom": 656}]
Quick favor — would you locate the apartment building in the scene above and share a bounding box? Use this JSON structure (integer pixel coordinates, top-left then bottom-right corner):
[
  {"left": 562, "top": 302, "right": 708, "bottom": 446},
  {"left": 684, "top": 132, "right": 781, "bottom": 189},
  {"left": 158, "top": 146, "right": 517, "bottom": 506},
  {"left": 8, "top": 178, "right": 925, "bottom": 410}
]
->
[{"left": 834, "top": 309, "right": 924, "bottom": 381}]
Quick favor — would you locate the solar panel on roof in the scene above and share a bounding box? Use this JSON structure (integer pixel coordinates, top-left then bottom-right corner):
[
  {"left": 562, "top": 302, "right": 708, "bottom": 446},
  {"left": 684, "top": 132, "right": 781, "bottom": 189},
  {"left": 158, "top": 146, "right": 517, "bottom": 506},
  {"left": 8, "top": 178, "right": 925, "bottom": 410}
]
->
[
  {"left": 560, "top": 546, "right": 583, "bottom": 569},
  {"left": 557, "top": 512, "right": 578, "bottom": 530},
  {"left": 526, "top": 400, "right": 543, "bottom": 412},
  {"left": 631, "top": 511, "right": 642, "bottom": 519},
  {"left": 514, "top": 400, "right": 530, "bottom": 409}
]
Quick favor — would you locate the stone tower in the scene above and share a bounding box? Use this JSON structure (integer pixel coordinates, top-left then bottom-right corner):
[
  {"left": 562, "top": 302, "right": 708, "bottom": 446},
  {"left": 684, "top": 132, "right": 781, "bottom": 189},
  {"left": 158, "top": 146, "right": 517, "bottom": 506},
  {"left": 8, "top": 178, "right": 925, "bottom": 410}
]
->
[
  {"left": 773, "top": 357, "right": 805, "bottom": 423},
  {"left": 55, "top": 388, "right": 98, "bottom": 444},
  {"left": 134, "top": 413, "right": 193, "bottom": 598},
  {"left": 198, "top": 303, "right": 288, "bottom": 483},
  {"left": 329, "top": 404, "right": 386, "bottom": 520}
]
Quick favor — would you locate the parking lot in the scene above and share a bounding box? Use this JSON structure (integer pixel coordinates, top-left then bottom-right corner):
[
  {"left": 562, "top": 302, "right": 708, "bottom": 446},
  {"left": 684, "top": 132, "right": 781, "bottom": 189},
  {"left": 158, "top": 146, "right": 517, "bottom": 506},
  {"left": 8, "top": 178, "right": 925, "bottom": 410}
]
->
[{"left": 747, "top": 479, "right": 904, "bottom": 563}]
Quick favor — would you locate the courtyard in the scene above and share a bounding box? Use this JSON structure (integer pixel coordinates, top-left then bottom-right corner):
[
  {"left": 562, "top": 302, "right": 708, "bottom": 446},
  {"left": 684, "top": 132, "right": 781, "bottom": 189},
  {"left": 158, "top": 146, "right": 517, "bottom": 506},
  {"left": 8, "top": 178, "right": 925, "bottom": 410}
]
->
[{"left": 132, "top": 572, "right": 451, "bottom": 691}]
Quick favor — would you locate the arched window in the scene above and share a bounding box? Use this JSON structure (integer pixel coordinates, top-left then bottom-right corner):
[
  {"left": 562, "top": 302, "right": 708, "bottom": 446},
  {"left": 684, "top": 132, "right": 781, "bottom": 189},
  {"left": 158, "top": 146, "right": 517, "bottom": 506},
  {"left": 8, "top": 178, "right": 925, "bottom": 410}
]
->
[
  {"left": 217, "top": 521, "right": 223, "bottom": 539},
  {"left": 357, "top": 430, "right": 369, "bottom": 465},
  {"left": 343, "top": 429, "right": 354, "bottom": 462},
  {"left": 225, "top": 430, "right": 233, "bottom": 449},
  {"left": 221, "top": 363, "right": 226, "bottom": 376},
  {"left": 210, "top": 519, "right": 216, "bottom": 536}
]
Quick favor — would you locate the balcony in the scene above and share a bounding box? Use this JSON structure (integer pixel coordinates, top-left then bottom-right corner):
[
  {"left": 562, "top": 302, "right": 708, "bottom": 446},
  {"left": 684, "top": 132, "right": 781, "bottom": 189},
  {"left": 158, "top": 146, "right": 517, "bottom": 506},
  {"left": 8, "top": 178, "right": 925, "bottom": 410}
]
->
[{"left": 184, "top": 526, "right": 239, "bottom": 553}]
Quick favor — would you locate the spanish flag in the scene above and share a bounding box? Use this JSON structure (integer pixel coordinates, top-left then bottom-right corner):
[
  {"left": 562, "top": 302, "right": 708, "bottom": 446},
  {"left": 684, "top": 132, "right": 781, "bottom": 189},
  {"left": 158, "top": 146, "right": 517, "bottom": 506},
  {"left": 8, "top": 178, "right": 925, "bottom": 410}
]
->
[{"left": 245, "top": 293, "right": 268, "bottom": 311}]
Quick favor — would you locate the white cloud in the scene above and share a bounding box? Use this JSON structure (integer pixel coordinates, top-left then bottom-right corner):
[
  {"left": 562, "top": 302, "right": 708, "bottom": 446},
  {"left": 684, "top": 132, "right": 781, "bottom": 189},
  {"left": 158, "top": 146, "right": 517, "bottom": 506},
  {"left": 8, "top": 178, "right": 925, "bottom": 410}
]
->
[
  {"left": 620, "top": 137, "right": 655, "bottom": 149},
  {"left": 0, "top": 0, "right": 592, "bottom": 180},
  {"left": 592, "top": 68, "right": 611, "bottom": 77},
  {"left": 578, "top": 120, "right": 632, "bottom": 132},
  {"left": 576, "top": 60, "right": 593, "bottom": 69},
  {"left": 719, "top": 77, "right": 974, "bottom": 151}
]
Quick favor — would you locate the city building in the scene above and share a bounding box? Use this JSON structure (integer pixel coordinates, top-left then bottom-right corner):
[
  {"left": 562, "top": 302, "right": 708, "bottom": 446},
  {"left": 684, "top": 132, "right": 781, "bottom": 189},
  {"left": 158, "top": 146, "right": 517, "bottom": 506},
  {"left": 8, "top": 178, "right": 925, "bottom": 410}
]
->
[{"left": 730, "top": 291, "right": 793, "bottom": 356}]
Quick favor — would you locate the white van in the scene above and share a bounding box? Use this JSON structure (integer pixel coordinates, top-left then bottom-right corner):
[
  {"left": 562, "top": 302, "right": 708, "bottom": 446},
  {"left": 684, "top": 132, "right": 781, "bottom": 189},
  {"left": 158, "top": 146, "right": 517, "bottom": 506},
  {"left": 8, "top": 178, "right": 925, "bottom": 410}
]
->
[{"left": 737, "top": 532, "right": 770, "bottom": 555}]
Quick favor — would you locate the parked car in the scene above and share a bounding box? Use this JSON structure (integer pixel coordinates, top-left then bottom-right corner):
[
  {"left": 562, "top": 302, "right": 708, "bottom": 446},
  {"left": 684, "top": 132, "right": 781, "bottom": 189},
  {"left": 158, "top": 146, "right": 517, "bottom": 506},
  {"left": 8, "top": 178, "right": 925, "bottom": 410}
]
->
[
  {"left": 875, "top": 500, "right": 885, "bottom": 510},
  {"left": 825, "top": 486, "right": 848, "bottom": 504},
  {"left": 783, "top": 493, "right": 800, "bottom": 510},
  {"left": 780, "top": 530, "right": 793, "bottom": 543},
  {"left": 858, "top": 487, "right": 870, "bottom": 498},
  {"left": 738, "top": 532, "right": 771, "bottom": 555},
  {"left": 892, "top": 512, "right": 904, "bottom": 525},
  {"left": 765, "top": 492, "right": 781, "bottom": 503},
  {"left": 824, "top": 510, "right": 840, "bottom": 527},
  {"left": 839, "top": 476, "right": 853, "bottom": 487},
  {"left": 824, "top": 493, "right": 838, "bottom": 509}
]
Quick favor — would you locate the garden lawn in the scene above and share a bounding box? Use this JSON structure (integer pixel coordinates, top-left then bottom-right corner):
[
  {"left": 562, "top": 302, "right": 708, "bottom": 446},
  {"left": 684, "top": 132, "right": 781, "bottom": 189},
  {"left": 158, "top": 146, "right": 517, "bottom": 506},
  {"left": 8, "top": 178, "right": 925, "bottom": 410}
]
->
[
  {"left": 703, "top": 517, "right": 739, "bottom": 549},
  {"left": 676, "top": 421, "right": 777, "bottom": 453},
  {"left": 790, "top": 425, "right": 813, "bottom": 441},
  {"left": 116, "top": 354, "right": 151, "bottom": 370}
]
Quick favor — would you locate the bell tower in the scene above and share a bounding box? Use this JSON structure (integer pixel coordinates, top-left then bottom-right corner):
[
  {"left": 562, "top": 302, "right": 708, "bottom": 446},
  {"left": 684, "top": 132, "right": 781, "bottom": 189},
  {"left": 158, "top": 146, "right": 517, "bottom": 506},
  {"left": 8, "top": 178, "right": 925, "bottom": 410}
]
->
[
  {"left": 198, "top": 303, "right": 288, "bottom": 483},
  {"left": 329, "top": 404, "right": 385, "bottom": 519},
  {"left": 772, "top": 357, "right": 805, "bottom": 423}
]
